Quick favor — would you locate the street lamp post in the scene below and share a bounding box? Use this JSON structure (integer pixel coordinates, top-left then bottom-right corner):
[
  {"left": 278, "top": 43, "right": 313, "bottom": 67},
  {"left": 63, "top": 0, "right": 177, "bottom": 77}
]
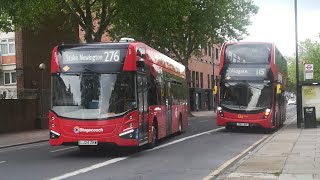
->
[
  {"left": 294, "top": 0, "right": 301, "bottom": 128},
  {"left": 39, "top": 63, "right": 46, "bottom": 128}
]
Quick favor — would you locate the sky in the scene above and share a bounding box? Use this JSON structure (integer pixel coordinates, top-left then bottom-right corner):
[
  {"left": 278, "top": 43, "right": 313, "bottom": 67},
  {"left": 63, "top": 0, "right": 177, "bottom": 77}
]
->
[{"left": 242, "top": 0, "right": 320, "bottom": 57}]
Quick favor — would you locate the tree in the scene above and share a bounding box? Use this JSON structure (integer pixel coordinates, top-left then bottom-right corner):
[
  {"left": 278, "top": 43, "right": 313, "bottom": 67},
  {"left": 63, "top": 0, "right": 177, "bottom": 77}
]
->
[
  {"left": 0, "top": 0, "right": 117, "bottom": 43},
  {"left": 299, "top": 39, "right": 320, "bottom": 80},
  {"left": 112, "top": 0, "right": 258, "bottom": 112},
  {"left": 286, "top": 39, "right": 320, "bottom": 93},
  {"left": 0, "top": 0, "right": 61, "bottom": 32},
  {"left": 286, "top": 56, "right": 303, "bottom": 93}
]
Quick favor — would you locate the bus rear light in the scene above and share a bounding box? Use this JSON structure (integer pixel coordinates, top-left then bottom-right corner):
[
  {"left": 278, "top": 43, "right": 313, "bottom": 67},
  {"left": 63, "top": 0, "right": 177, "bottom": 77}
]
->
[{"left": 51, "top": 123, "right": 55, "bottom": 128}]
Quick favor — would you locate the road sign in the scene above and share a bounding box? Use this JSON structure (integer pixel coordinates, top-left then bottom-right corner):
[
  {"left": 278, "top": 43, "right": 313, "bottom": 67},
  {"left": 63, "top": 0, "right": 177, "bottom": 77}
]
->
[
  {"left": 304, "top": 64, "right": 314, "bottom": 72},
  {"left": 304, "top": 64, "right": 314, "bottom": 80},
  {"left": 305, "top": 72, "right": 314, "bottom": 80}
]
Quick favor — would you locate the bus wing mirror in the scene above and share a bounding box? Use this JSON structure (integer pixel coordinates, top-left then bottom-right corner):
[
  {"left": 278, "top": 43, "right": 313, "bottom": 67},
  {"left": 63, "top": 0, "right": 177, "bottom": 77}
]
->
[
  {"left": 276, "top": 84, "right": 282, "bottom": 94},
  {"left": 213, "top": 85, "right": 218, "bottom": 95}
]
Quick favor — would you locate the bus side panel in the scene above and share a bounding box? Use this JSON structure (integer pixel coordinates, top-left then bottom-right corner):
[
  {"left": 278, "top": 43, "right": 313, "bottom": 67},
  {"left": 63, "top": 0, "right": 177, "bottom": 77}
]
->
[
  {"left": 171, "top": 105, "right": 188, "bottom": 133},
  {"left": 171, "top": 105, "right": 179, "bottom": 133},
  {"left": 149, "top": 105, "right": 167, "bottom": 139}
]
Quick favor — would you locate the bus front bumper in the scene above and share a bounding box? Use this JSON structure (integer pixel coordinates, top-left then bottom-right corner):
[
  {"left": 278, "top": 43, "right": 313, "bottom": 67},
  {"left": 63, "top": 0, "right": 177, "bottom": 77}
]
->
[
  {"left": 217, "top": 117, "right": 273, "bottom": 129},
  {"left": 49, "top": 130, "right": 139, "bottom": 147}
]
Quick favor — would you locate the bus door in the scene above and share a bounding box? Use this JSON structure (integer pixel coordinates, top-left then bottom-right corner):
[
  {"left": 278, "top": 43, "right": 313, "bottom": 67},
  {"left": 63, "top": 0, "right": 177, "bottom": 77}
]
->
[
  {"left": 165, "top": 79, "right": 172, "bottom": 135},
  {"left": 137, "top": 73, "right": 149, "bottom": 145}
]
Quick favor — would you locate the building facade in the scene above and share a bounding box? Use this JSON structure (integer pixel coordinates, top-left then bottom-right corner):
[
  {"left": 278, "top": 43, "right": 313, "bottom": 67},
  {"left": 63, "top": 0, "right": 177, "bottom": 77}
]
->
[
  {"left": 189, "top": 43, "right": 220, "bottom": 111},
  {"left": 0, "top": 32, "right": 17, "bottom": 99}
]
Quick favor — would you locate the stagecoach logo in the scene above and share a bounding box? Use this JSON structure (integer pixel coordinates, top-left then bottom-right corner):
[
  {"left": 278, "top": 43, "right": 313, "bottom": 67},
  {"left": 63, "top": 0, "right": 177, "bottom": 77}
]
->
[
  {"left": 74, "top": 126, "right": 80, "bottom": 134},
  {"left": 73, "top": 126, "right": 104, "bottom": 134},
  {"left": 238, "top": 114, "right": 248, "bottom": 119}
]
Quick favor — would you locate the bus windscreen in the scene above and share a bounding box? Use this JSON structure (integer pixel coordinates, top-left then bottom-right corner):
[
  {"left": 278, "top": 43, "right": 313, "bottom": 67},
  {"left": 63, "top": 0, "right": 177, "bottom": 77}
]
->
[
  {"left": 51, "top": 72, "right": 136, "bottom": 119},
  {"left": 219, "top": 81, "right": 272, "bottom": 111}
]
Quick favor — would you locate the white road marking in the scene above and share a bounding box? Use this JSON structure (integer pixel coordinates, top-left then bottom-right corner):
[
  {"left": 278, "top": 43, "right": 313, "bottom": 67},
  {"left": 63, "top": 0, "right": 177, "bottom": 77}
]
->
[
  {"left": 50, "top": 147, "right": 77, "bottom": 153},
  {"left": 149, "top": 127, "right": 224, "bottom": 151},
  {"left": 48, "top": 127, "right": 225, "bottom": 180},
  {"left": 48, "top": 157, "right": 128, "bottom": 180},
  {"left": 0, "top": 161, "right": 6, "bottom": 164}
]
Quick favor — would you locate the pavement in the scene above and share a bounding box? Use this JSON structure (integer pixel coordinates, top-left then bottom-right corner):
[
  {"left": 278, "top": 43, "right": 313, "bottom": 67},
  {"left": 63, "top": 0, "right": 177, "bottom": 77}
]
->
[
  {"left": 0, "top": 129, "right": 48, "bottom": 149},
  {"left": 215, "top": 119, "right": 320, "bottom": 180}
]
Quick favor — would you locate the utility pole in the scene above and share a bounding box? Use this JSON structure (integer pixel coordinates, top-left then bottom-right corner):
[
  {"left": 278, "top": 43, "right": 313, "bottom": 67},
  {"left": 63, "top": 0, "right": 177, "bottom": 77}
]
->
[{"left": 294, "top": 0, "right": 301, "bottom": 128}]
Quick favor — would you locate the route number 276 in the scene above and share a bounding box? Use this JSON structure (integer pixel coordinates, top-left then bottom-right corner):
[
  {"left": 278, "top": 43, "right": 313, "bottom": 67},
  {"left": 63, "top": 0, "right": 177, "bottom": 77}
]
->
[{"left": 104, "top": 50, "right": 120, "bottom": 62}]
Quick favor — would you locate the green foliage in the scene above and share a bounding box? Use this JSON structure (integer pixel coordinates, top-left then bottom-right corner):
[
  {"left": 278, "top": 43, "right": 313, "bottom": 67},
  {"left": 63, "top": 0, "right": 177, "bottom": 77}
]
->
[
  {"left": 112, "top": 0, "right": 258, "bottom": 66},
  {"left": 0, "top": 0, "right": 117, "bottom": 42},
  {"left": 0, "top": 0, "right": 62, "bottom": 32},
  {"left": 286, "top": 39, "right": 320, "bottom": 93},
  {"left": 287, "top": 57, "right": 302, "bottom": 93},
  {"left": 299, "top": 39, "right": 320, "bottom": 80}
]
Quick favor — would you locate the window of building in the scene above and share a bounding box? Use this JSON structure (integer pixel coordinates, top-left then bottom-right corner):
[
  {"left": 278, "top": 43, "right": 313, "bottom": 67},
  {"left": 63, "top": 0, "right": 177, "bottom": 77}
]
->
[
  {"left": 211, "top": 75, "right": 214, "bottom": 89},
  {"left": 208, "top": 43, "right": 212, "bottom": 57},
  {"left": 212, "top": 48, "right": 215, "bottom": 60},
  {"left": 207, "top": 74, "right": 210, "bottom": 89},
  {"left": 200, "top": 72, "right": 203, "bottom": 88},
  {"left": 0, "top": 39, "right": 15, "bottom": 55},
  {"left": 4, "top": 71, "right": 16, "bottom": 85},
  {"left": 216, "top": 48, "right": 219, "bottom": 60},
  {"left": 196, "top": 72, "right": 199, "bottom": 88},
  {"left": 192, "top": 71, "right": 195, "bottom": 88}
]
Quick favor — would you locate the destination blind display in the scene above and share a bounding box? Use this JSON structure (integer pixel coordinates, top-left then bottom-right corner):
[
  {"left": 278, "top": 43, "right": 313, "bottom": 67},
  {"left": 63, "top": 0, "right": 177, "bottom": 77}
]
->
[
  {"left": 60, "top": 49, "right": 125, "bottom": 64},
  {"left": 226, "top": 67, "right": 267, "bottom": 77}
]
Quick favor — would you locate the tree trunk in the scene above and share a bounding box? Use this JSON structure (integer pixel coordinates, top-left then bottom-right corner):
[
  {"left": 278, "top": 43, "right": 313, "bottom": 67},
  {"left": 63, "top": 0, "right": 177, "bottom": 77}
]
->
[{"left": 185, "top": 65, "right": 194, "bottom": 117}]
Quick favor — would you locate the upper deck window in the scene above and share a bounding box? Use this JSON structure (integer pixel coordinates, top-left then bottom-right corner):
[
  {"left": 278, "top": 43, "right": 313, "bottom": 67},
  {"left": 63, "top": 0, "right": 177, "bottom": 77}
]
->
[{"left": 224, "top": 43, "right": 272, "bottom": 64}]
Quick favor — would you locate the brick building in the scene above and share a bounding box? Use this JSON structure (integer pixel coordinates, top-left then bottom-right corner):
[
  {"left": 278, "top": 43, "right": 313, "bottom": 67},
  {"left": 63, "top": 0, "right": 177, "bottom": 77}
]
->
[
  {"left": 189, "top": 44, "right": 220, "bottom": 111},
  {"left": 0, "top": 32, "right": 17, "bottom": 99}
]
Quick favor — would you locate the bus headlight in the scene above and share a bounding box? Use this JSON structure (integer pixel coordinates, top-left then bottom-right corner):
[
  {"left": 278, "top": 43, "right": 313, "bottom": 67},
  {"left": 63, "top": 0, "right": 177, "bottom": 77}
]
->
[
  {"left": 263, "top": 108, "right": 271, "bottom": 119},
  {"left": 217, "top": 107, "right": 224, "bottom": 117}
]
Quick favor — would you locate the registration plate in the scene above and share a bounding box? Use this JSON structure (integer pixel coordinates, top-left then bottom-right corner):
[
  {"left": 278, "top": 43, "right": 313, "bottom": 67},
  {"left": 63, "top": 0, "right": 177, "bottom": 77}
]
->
[
  {"left": 78, "top": 140, "right": 98, "bottom": 145},
  {"left": 236, "top": 123, "right": 249, "bottom": 127}
]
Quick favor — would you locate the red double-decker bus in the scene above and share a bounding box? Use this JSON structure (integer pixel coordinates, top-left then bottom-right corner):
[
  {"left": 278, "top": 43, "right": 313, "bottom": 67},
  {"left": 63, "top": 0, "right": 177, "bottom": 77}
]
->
[
  {"left": 49, "top": 39, "right": 188, "bottom": 149},
  {"left": 216, "top": 42, "right": 287, "bottom": 131}
]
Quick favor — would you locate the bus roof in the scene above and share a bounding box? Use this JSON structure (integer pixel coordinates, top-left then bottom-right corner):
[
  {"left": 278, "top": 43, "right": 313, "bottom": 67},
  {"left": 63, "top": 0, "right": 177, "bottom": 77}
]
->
[
  {"left": 57, "top": 42, "right": 130, "bottom": 51},
  {"left": 53, "top": 42, "right": 185, "bottom": 78},
  {"left": 224, "top": 41, "right": 274, "bottom": 46}
]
